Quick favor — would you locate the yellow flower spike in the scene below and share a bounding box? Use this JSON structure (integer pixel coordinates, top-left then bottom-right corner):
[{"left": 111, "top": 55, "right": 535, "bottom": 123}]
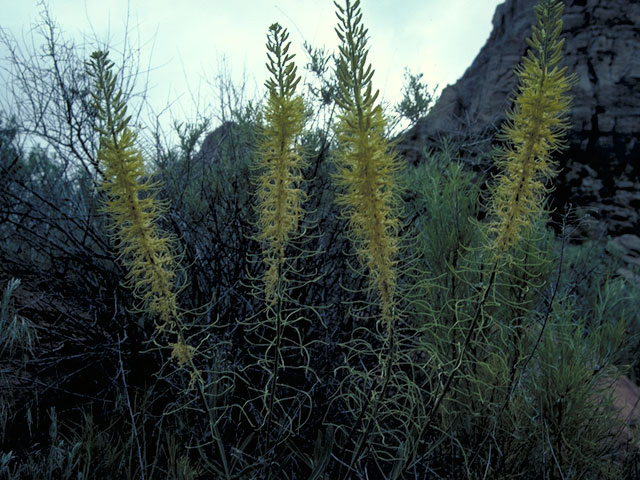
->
[
  {"left": 87, "top": 50, "right": 179, "bottom": 331},
  {"left": 490, "top": 0, "right": 576, "bottom": 254},
  {"left": 333, "top": 0, "right": 400, "bottom": 328},
  {"left": 170, "top": 341, "right": 195, "bottom": 367},
  {"left": 257, "top": 23, "right": 306, "bottom": 303}
]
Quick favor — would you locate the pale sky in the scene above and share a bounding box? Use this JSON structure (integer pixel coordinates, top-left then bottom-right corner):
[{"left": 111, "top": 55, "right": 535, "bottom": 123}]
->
[{"left": 1, "top": 0, "right": 503, "bottom": 130}]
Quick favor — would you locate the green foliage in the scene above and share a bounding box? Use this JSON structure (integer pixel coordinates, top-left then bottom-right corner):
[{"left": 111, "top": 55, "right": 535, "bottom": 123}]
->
[
  {"left": 404, "top": 145, "right": 482, "bottom": 279},
  {"left": 557, "top": 239, "right": 640, "bottom": 375},
  {"left": 395, "top": 68, "right": 436, "bottom": 126},
  {"left": 503, "top": 299, "right": 628, "bottom": 479},
  {"left": 405, "top": 142, "right": 554, "bottom": 475},
  {"left": 303, "top": 41, "right": 337, "bottom": 110},
  {"left": 0, "top": 279, "right": 36, "bottom": 443},
  {"left": 0, "top": 279, "right": 35, "bottom": 363}
]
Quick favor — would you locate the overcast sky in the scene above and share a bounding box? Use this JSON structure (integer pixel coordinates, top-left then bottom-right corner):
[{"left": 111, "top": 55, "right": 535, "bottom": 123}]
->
[{"left": 1, "top": 0, "right": 503, "bottom": 129}]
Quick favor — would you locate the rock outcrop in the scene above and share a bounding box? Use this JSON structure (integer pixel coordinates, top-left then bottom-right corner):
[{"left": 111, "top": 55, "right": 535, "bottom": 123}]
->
[
  {"left": 194, "top": 121, "right": 244, "bottom": 164},
  {"left": 399, "top": 0, "right": 640, "bottom": 237}
]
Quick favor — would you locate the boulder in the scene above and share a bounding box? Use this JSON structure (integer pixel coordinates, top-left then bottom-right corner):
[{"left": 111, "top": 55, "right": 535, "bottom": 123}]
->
[{"left": 194, "top": 121, "right": 242, "bottom": 164}]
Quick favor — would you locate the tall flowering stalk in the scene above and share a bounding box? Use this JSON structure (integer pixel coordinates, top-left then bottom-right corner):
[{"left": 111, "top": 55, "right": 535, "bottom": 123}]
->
[
  {"left": 489, "top": 0, "right": 575, "bottom": 254},
  {"left": 256, "top": 23, "right": 306, "bottom": 304},
  {"left": 406, "top": 2, "right": 576, "bottom": 469},
  {"left": 87, "top": 51, "right": 190, "bottom": 363},
  {"left": 333, "top": 0, "right": 400, "bottom": 328},
  {"left": 253, "top": 24, "right": 308, "bottom": 471}
]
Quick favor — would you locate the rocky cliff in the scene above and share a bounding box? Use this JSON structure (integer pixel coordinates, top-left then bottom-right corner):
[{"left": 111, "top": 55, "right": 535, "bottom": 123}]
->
[{"left": 400, "top": 0, "right": 640, "bottom": 239}]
